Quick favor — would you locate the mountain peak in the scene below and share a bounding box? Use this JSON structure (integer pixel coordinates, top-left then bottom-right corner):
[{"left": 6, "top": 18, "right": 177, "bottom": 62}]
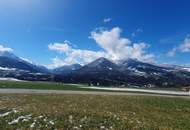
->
[
  {"left": 0, "top": 51, "right": 49, "bottom": 73},
  {"left": 95, "top": 57, "right": 116, "bottom": 64},
  {"left": 86, "top": 57, "right": 114, "bottom": 67},
  {"left": 0, "top": 51, "right": 20, "bottom": 60},
  {"left": 81, "top": 57, "right": 119, "bottom": 72},
  {"left": 118, "top": 58, "right": 139, "bottom": 66},
  {"left": 96, "top": 57, "right": 110, "bottom": 62},
  {"left": 53, "top": 63, "right": 82, "bottom": 74}
]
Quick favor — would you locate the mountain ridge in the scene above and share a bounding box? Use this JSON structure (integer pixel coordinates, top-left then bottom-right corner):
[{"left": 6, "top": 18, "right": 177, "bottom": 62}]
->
[{"left": 0, "top": 51, "right": 190, "bottom": 87}]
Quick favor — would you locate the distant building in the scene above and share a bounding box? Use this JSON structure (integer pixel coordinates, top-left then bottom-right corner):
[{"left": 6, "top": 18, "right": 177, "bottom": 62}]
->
[{"left": 181, "top": 87, "right": 190, "bottom": 92}]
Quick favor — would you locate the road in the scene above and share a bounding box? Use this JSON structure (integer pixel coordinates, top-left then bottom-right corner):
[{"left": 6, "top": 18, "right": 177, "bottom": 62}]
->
[
  {"left": 81, "top": 87, "right": 190, "bottom": 96},
  {"left": 0, "top": 88, "right": 189, "bottom": 97}
]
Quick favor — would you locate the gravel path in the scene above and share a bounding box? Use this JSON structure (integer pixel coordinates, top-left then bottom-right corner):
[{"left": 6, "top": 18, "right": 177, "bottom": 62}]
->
[
  {"left": 81, "top": 87, "right": 190, "bottom": 96},
  {"left": 0, "top": 88, "right": 189, "bottom": 97}
]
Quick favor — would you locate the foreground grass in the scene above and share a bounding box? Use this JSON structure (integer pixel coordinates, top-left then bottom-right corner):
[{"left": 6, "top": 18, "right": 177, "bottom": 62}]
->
[{"left": 0, "top": 94, "right": 190, "bottom": 130}]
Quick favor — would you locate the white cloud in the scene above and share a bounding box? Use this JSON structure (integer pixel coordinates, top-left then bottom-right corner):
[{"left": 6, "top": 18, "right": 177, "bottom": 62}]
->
[
  {"left": 179, "top": 36, "right": 190, "bottom": 52},
  {"left": 167, "top": 35, "right": 190, "bottom": 56},
  {"left": 48, "top": 27, "right": 154, "bottom": 67},
  {"left": 0, "top": 45, "right": 13, "bottom": 52},
  {"left": 167, "top": 48, "right": 177, "bottom": 57},
  {"left": 90, "top": 27, "right": 154, "bottom": 62},
  {"left": 48, "top": 40, "right": 71, "bottom": 54},
  {"left": 48, "top": 42, "right": 107, "bottom": 68},
  {"left": 64, "top": 49, "right": 107, "bottom": 65},
  {"left": 48, "top": 57, "right": 66, "bottom": 68},
  {"left": 103, "top": 18, "right": 111, "bottom": 23}
]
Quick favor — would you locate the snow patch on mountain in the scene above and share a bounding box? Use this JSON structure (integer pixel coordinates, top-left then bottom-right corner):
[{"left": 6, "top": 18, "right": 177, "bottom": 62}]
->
[
  {"left": 108, "top": 67, "right": 113, "bottom": 70},
  {"left": 182, "top": 67, "right": 190, "bottom": 72},
  {"left": 127, "top": 67, "right": 146, "bottom": 76},
  {"left": 0, "top": 67, "right": 16, "bottom": 71}
]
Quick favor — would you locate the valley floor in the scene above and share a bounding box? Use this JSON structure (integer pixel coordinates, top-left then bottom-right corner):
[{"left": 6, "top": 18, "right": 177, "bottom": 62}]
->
[
  {"left": 0, "top": 80, "right": 189, "bottom": 96},
  {"left": 0, "top": 94, "right": 190, "bottom": 130},
  {"left": 0, "top": 80, "right": 190, "bottom": 129}
]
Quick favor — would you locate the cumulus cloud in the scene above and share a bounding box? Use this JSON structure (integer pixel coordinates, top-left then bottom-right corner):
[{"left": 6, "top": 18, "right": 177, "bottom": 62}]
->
[
  {"left": 103, "top": 18, "right": 111, "bottom": 23},
  {"left": 90, "top": 27, "right": 154, "bottom": 61},
  {"left": 48, "top": 27, "right": 154, "bottom": 67},
  {"left": 179, "top": 36, "right": 190, "bottom": 52},
  {"left": 0, "top": 45, "right": 13, "bottom": 52},
  {"left": 48, "top": 57, "right": 66, "bottom": 68},
  {"left": 167, "top": 48, "right": 177, "bottom": 57},
  {"left": 48, "top": 40, "right": 72, "bottom": 54},
  {"left": 167, "top": 35, "right": 190, "bottom": 56},
  {"left": 48, "top": 42, "right": 107, "bottom": 68}
]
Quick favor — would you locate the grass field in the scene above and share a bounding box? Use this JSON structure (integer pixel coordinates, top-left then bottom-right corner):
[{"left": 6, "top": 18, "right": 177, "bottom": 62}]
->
[
  {"left": 0, "top": 80, "right": 183, "bottom": 92},
  {"left": 0, "top": 94, "right": 190, "bottom": 130},
  {"left": 0, "top": 80, "right": 88, "bottom": 90}
]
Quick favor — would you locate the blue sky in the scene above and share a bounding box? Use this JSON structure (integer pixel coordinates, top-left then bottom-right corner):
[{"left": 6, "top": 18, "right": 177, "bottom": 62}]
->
[{"left": 0, "top": 0, "right": 190, "bottom": 67}]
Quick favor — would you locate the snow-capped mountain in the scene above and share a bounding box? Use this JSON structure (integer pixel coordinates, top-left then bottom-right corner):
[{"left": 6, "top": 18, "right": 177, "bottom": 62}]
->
[
  {"left": 58, "top": 57, "right": 124, "bottom": 86},
  {"left": 163, "top": 64, "right": 190, "bottom": 72},
  {"left": 182, "top": 67, "right": 190, "bottom": 72},
  {"left": 0, "top": 52, "right": 190, "bottom": 88},
  {"left": 60, "top": 57, "right": 190, "bottom": 87},
  {"left": 0, "top": 51, "right": 20, "bottom": 60},
  {"left": 118, "top": 58, "right": 175, "bottom": 76},
  {"left": 0, "top": 51, "right": 49, "bottom": 73},
  {"left": 78, "top": 57, "right": 119, "bottom": 72},
  {"left": 53, "top": 64, "right": 82, "bottom": 74}
]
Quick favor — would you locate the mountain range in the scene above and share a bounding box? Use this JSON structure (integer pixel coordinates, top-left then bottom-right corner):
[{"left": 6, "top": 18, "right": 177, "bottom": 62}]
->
[{"left": 1, "top": 51, "right": 190, "bottom": 88}]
